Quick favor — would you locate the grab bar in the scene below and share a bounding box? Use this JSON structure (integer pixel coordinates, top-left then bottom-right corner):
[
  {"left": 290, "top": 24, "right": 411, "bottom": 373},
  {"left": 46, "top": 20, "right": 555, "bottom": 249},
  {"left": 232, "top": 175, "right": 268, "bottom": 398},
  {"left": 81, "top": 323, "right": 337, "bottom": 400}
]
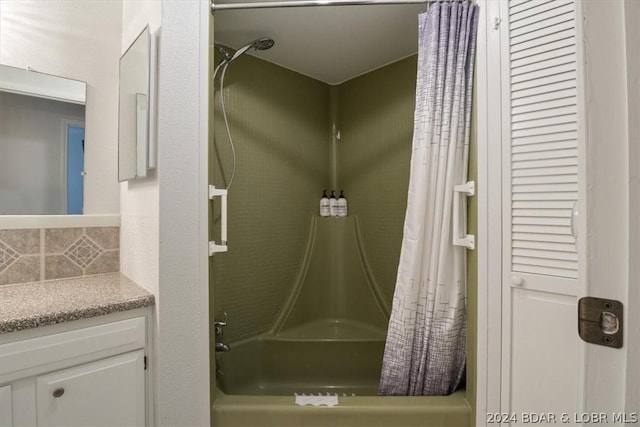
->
[
  {"left": 209, "top": 185, "right": 228, "bottom": 255},
  {"left": 452, "top": 181, "right": 475, "bottom": 250}
]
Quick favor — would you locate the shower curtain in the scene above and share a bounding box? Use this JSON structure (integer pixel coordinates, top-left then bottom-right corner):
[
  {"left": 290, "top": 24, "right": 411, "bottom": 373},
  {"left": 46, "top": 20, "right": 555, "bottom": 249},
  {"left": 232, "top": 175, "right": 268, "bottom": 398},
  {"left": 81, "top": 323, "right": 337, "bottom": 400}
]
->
[{"left": 379, "top": 2, "right": 478, "bottom": 396}]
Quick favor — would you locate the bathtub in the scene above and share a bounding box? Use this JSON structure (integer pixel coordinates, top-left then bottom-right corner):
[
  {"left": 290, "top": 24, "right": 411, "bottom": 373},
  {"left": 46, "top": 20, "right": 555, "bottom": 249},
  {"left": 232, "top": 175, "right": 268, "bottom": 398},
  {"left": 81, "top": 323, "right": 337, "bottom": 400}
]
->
[
  {"left": 213, "top": 320, "right": 470, "bottom": 427},
  {"left": 212, "top": 217, "right": 471, "bottom": 426}
]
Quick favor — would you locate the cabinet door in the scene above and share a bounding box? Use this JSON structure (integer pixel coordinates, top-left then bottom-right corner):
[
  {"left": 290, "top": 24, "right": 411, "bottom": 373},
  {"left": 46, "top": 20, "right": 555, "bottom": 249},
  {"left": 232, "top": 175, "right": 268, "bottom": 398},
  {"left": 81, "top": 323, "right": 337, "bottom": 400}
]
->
[
  {"left": 36, "top": 350, "right": 145, "bottom": 427},
  {"left": 0, "top": 384, "right": 12, "bottom": 427}
]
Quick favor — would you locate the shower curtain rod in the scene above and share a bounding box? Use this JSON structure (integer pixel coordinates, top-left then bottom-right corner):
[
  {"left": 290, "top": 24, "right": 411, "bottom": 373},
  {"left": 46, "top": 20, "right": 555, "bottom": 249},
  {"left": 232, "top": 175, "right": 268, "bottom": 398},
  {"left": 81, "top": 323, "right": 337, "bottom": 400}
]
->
[{"left": 211, "top": 0, "right": 462, "bottom": 12}]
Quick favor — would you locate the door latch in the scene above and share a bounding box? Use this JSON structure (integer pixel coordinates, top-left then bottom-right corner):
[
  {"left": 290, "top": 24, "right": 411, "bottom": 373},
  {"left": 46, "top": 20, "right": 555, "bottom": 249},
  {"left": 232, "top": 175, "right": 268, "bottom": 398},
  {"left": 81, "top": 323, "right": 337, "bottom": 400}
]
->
[{"left": 578, "top": 297, "right": 623, "bottom": 349}]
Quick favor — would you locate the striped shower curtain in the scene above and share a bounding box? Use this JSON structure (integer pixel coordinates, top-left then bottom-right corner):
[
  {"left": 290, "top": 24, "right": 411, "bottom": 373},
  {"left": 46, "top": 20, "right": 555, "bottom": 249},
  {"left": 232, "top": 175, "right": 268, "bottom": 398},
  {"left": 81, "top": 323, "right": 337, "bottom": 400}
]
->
[{"left": 379, "top": 2, "right": 479, "bottom": 396}]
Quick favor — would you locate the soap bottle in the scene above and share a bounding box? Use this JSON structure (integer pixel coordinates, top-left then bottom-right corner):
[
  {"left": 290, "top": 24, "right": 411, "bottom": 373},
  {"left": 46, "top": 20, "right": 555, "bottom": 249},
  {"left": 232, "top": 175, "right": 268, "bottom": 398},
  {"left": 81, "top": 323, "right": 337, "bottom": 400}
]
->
[
  {"left": 329, "top": 190, "right": 338, "bottom": 217},
  {"left": 320, "top": 190, "right": 330, "bottom": 217},
  {"left": 337, "top": 190, "right": 348, "bottom": 217}
]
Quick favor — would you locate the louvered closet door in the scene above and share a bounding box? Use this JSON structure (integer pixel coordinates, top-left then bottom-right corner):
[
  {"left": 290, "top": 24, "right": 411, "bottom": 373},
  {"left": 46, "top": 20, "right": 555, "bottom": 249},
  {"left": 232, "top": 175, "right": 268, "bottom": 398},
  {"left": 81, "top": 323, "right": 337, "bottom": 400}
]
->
[{"left": 500, "top": 0, "right": 584, "bottom": 420}]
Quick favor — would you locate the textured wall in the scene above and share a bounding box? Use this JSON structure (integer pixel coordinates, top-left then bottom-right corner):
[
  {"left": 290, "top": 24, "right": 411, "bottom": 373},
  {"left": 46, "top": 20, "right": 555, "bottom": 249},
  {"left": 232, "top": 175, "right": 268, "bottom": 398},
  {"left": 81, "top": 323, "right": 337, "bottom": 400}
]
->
[
  {"left": 155, "top": 1, "right": 211, "bottom": 425},
  {"left": 119, "top": 0, "right": 161, "bottom": 300},
  {"left": 0, "top": 0, "right": 122, "bottom": 214},
  {"left": 212, "top": 54, "right": 330, "bottom": 342},
  {"left": 337, "top": 55, "right": 417, "bottom": 304},
  {"left": 118, "top": 2, "right": 164, "bottom": 423}
]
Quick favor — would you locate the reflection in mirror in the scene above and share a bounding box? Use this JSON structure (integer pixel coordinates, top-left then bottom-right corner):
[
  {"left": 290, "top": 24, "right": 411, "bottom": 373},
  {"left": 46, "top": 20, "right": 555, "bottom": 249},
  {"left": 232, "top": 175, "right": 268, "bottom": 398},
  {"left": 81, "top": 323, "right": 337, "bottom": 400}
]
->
[
  {"left": 119, "top": 27, "right": 150, "bottom": 182},
  {"left": 136, "top": 93, "right": 148, "bottom": 174},
  {"left": 0, "top": 65, "right": 87, "bottom": 215}
]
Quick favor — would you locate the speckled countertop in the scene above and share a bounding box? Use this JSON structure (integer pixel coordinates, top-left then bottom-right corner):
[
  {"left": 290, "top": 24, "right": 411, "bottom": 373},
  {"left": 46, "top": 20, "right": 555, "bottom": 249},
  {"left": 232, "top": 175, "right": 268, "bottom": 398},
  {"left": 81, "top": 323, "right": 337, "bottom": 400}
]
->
[{"left": 0, "top": 273, "right": 154, "bottom": 333}]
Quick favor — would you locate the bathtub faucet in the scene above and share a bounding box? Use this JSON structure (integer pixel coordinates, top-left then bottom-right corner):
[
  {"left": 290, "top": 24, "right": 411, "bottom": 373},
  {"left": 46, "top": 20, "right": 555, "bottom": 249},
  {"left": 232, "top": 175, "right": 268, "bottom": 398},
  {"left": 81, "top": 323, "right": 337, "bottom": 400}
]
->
[
  {"left": 216, "top": 342, "right": 231, "bottom": 352},
  {"left": 215, "top": 312, "right": 230, "bottom": 352}
]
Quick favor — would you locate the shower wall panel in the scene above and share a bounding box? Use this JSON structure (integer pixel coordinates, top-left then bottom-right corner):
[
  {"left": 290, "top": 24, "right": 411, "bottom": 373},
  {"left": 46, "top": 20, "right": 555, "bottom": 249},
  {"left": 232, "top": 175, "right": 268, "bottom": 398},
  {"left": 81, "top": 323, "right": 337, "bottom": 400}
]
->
[
  {"left": 336, "top": 55, "right": 417, "bottom": 304},
  {"left": 212, "top": 54, "right": 330, "bottom": 342}
]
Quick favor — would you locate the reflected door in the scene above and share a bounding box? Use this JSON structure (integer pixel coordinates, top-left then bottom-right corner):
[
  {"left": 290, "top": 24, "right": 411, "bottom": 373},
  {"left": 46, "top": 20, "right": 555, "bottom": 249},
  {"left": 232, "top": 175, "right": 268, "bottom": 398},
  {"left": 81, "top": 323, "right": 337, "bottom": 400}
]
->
[{"left": 66, "top": 125, "right": 84, "bottom": 214}]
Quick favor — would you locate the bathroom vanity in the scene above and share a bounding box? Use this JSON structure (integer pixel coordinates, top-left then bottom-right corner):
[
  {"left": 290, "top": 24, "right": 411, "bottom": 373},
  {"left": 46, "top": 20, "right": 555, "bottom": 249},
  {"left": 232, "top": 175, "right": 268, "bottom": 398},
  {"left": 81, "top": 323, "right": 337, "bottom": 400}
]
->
[{"left": 0, "top": 273, "right": 154, "bottom": 426}]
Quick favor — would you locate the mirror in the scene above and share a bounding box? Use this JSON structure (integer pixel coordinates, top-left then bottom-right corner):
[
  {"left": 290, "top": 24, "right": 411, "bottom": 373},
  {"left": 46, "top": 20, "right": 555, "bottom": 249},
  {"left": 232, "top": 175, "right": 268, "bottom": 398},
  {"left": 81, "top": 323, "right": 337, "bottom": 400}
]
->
[
  {"left": 119, "top": 26, "right": 152, "bottom": 182},
  {"left": 0, "top": 64, "right": 87, "bottom": 215}
]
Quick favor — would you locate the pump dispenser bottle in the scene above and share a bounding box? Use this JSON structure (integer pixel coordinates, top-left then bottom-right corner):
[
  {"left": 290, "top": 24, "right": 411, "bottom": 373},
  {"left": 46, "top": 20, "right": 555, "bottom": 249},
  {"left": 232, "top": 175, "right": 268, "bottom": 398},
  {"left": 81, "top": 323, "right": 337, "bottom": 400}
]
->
[
  {"left": 320, "top": 190, "right": 330, "bottom": 217},
  {"left": 329, "top": 190, "right": 338, "bottom": 217},
  {"left": 337, "top": 190, "right": 348, "bottom": 217}
]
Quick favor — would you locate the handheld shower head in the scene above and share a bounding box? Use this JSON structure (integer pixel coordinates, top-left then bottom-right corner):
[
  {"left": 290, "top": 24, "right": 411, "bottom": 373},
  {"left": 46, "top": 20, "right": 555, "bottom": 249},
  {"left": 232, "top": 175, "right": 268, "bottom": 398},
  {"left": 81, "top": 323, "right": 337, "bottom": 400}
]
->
[
  {"left": 252, "top": 37, "right": 275, "bottom": 51},
  {"left": 213, "top": 37, "right": 275, "bottom": 80},
  {"left": 228, "top": 37, "right": 275, "bottom": 62}
]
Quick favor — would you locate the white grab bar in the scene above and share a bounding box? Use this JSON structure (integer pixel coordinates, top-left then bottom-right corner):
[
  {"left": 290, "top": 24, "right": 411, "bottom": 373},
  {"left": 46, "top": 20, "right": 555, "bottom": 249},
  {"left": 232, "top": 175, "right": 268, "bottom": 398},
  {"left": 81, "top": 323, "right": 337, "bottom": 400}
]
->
[
  {"left": 209, "top": 185, "right": 228, "bottom": 255},
  {"left": 453, "top": 181, "right": 475, "bottom": 250}
]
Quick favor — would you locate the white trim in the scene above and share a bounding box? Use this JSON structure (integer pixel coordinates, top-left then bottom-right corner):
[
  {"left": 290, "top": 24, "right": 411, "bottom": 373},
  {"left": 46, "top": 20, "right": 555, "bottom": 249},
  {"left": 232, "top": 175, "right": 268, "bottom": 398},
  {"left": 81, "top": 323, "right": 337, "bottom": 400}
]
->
[
  {"left": 198, "top": 0, "right": 212, "bottom": 420},
  {"left": 624, "top": 0, "right": 640, "bottom": 411},
  {"left": 498, "top": 0, "right": 511, "bottom": 415},
  {"left": 0, "top": 64, "right": 86, "bottom": 105},
  {"left": 475, "top": 1, "right": 503, "bottom": 424},
  {"left": 574, "top": 0, "right": 588, "bottom": 413},
  {"left": 580, "top": 0, "right": 629, "bottom": 413},
  {"left": 148, "top": 30, "right": 159, "bottom": 170},
  {"left": 0, "top": 214, "right": 120, "bottom": 229},
  {"left": 475, "top": 2, "right": 489, "bottom": 421}
]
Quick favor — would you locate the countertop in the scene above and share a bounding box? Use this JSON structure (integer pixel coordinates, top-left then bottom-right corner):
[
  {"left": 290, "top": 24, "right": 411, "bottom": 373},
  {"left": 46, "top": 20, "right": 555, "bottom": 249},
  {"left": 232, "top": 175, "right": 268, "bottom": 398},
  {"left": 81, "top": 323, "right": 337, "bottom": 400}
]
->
[{"left": 0, "top": 273, "right": 154, "bottom": 334}]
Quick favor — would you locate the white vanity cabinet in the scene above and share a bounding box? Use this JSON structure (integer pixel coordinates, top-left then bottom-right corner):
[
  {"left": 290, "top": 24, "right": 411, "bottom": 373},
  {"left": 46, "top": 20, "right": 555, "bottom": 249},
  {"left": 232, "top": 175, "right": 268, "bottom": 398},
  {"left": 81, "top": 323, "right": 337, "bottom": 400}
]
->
[
  {"left": 0, "top": 384, "right": 12, "bottom": 426},
  {"left": 35, "top": 350, "right": 145, "bottom": 427},
  {"left": 0, "top": 309, "right": 152, "bottom": 427}
]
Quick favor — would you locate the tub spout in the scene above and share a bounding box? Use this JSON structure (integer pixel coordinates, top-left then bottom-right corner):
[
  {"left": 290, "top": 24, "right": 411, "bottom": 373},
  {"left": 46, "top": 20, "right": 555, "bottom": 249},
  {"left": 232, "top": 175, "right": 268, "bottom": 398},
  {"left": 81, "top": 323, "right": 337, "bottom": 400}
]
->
[{"left": 216, "top": 342, "right": 231, "bottom": 352}]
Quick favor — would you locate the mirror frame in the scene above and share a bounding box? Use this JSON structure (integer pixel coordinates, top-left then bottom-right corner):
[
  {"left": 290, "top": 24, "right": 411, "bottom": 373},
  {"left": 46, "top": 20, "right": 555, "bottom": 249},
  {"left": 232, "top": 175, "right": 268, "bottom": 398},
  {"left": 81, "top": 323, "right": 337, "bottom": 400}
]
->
[
  {"left": 118, "top": 26, "right": 152, "bottom": 182},
  {"left": 0, "top": 64, "right": 88, "bottom": 216},
  {"left": 0, "top": 64, "right": 86, "bottom": 105}
]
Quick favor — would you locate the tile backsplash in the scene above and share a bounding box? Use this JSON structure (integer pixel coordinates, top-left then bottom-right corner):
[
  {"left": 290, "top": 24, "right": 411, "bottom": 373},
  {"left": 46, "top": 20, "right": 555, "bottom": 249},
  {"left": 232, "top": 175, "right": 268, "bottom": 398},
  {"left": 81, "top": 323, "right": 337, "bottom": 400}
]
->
[{"left": 0, "top": 227, "right": 119, "bottom": 285}]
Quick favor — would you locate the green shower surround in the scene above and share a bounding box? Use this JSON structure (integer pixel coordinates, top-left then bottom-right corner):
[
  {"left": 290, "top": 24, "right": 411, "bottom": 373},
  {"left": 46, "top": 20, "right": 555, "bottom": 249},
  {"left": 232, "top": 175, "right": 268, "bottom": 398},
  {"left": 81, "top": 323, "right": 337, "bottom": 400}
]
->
[
  {"left": 213, "top": 54, "right": 417, "bottom": 342},
  {"left": 212, "top": 54, "right": 329, "bottom": 342},
  {"left": 336, "top": 55, "right": 417, "bottom": 304},
  {"left": 211, "top": 48, "right": 477, "bottom": 425}
]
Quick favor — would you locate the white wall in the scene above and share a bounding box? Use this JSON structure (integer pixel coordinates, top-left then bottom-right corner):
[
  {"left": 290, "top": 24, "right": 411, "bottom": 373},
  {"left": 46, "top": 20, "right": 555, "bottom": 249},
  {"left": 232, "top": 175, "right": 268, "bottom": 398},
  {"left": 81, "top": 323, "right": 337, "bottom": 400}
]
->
[
  {"left": 120, "top": 1, "right": 161, "bottom": 302},
  {"left": 624, "top": 0, "right": 639, "bottom": 412},
  {"left": 121, "top": 1, "right": 210, "bottom": 425},
  {"left": 0, "top": 93, "right": 84, "bottom": 214},
  {"left": 119, "top": 1, "right": 162, "bottom": 423},
  {"left": 0, "top": 0, "right": 122, "bottom": 214},
  {"left": 156, "top": 1, "right": 210, "bottom": 424},
  {"left": 581, "top": 0, "right": 633, "bottom": 414}
]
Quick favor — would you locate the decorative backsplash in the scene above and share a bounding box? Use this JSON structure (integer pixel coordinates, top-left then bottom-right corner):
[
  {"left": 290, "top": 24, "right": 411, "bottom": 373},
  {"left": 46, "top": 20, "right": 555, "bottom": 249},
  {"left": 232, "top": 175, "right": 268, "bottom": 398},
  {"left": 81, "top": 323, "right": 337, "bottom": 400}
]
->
[{"left": 0, "top": 227, "right": 119, "bottom": 285}]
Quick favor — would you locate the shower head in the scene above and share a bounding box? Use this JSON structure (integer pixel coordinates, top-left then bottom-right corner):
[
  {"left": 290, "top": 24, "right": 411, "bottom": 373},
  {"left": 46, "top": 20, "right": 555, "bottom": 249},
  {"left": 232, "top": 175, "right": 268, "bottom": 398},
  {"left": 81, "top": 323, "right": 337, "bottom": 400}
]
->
[
  {"left": 252, "top": 37, "right": 275, "bottom": 51},
  {"left": 213, "top": 37, "right": 275, "bottom": 80},
  {"left": 228, "top": 37, "right": 275, "bottom": 62}
]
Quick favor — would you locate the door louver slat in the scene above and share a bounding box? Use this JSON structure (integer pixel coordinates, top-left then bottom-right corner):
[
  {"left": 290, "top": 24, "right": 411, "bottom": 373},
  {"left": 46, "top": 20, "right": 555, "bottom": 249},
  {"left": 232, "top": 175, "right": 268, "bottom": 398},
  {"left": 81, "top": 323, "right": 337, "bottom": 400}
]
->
[
  {"left": 512, "top": 140, "right": 577, "bottom": 154},
  {"left": 510, "top": 12, "right": 572, "bottom": 38},
  {"left": 512, "top": 54, "right": 576, "bottom": 78},
  {"left": 511, "top": 19, "right": 574, "bottom": 45},
  {"left": 510, "top": 2, "right": 573, "bottom": 31}
]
